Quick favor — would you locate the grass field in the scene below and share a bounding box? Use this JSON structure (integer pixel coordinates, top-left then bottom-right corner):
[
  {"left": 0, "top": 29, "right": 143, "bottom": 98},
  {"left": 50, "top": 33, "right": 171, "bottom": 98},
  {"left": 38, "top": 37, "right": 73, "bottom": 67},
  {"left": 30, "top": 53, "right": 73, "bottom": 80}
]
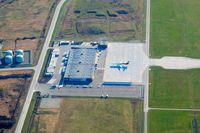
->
[
  {"left": 31, "top": 98, "right": 143, "bottom": 133},
  {"left": 148, "top": 110, "right": 200, "bottom": 133},
  {"left": 149, "top": 67, "right": 200, "bottom": 108},
  {"left": 53, "top": 0, "right": 145, "bottom": 42},
  {"left": 150, "top": 0, "right": 200, "bottom": 58}
]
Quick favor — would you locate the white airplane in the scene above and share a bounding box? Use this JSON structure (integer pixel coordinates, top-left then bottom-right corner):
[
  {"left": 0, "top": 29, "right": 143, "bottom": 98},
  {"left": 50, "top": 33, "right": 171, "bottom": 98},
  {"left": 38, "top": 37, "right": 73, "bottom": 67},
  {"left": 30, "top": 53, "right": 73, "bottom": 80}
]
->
[
  {"left": 110, "top": 61, "right": 129, "bottom": 71},
  {"left": 111, "top": 61, "right": 130, "bottom": 66}
]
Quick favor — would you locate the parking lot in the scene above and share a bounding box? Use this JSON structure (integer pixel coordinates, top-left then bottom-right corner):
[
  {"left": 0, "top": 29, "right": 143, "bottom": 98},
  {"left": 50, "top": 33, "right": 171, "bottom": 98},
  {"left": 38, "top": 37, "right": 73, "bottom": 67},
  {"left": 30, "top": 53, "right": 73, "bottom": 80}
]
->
[{"left": 47, "top": 45, "right": 71, "bottom": 86}]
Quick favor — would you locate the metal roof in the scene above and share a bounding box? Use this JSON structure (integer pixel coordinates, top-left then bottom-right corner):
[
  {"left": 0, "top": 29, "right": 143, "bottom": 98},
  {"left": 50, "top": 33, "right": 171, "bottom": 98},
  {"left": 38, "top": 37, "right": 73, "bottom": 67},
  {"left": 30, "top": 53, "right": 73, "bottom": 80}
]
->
[{"left": 64, "top": 48, "right": 96, "bottom": 79}]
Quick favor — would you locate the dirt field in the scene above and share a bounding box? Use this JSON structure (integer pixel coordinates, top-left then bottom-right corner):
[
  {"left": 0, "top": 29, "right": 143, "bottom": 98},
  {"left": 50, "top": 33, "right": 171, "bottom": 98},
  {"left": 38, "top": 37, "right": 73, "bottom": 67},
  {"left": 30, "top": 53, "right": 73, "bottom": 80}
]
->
[
  {"left": 0, "top": 0, "right": 58, "bottom": 64},
  {"left": 31, "top": 98, "right": 143, "bottom": 133},
  {"left": 31, "top": 108, "right": 60, "bottom": 133},
  {"left": 54, "top": 0, "right": 145, "bottom": 42},
  {"left": 0, "top": 70, "right": 33, "bottom": 132}
]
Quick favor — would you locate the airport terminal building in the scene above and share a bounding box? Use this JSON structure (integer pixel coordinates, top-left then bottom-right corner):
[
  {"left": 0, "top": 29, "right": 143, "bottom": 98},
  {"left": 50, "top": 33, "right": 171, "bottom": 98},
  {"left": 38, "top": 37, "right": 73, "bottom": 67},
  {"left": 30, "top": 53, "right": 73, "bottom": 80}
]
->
[{"left": 64, "top": 48, "right": 96, "bottom": 84}]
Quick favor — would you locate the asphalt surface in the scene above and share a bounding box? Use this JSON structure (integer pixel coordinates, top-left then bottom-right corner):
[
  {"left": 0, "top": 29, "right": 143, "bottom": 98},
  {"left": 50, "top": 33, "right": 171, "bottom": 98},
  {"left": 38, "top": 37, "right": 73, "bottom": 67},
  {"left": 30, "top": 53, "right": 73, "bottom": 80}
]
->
[
  {"left": 150, "top": 57, "right": 200, "bottom": 69},
  {"left": 0, "top": 66, "right": 35, "bottom": 71},
  {"left": 144, "top": 0, "right": 151, "bottom": 132},
  {"left": 103, "top": 42, "right": 148, "bottom": 85},
  {"left": 14, "top": 0, "right": 67, "bottom": 132},
  {"left": 38, "top": 84, "right": 143, "bottom": 99},
  {"left": 149, "top": 108, "right": 200, "bottom": 112},
  {"left": 48, "top": 45, "right": 71, "bottom": 85}
]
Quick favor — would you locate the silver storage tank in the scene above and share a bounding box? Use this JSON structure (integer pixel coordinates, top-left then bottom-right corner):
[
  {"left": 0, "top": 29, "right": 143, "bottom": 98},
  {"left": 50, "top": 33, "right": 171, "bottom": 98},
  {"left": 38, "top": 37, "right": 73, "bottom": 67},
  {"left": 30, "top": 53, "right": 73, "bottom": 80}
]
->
[
  {"left": 15, "top": 54, "right": 24, "bottom": 63},
  {"left": 4, "top": 50, "right": 13, "bottom": 56},
  {"left": 15, "top": 49, "right": 24, "bottom": 55},
  {"left": 4, "top": 55, "right": 13, "bottom": 64}
]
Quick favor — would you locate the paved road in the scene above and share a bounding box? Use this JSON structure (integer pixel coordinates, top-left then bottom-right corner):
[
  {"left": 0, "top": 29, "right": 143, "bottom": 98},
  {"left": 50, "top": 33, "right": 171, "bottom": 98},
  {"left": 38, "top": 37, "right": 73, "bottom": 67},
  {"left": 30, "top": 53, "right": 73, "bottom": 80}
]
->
[
  {"left": 150, "top": 56, "right": 200, "bottom": 69},
  {"left": 149, "top": 107, "right": 200, "bottom": 112},
  {"left": 38, "top": 85, "right": 143, "bottom": 99},
  {"left": 143, "top": 0, "right": 151, "bottom": 132},
  {"left": 15, "top": 0, "right": 67, "bottom": 132},
  {"left": 0, "top": 66, "right": 35, "bottom": 71}
]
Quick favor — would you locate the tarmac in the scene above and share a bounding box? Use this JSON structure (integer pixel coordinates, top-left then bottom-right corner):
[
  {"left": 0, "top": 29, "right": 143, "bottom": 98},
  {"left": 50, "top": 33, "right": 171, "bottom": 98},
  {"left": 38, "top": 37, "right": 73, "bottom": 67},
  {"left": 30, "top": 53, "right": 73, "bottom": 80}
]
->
[
  {"left": 103, "top": 42, "right": 148, "bottom": 85},
  {"left": 38, "top": 84, "right": 143, "bottom": 99},
  {"left": 150, "top": 56, "right": 200, "bottom": 69}
]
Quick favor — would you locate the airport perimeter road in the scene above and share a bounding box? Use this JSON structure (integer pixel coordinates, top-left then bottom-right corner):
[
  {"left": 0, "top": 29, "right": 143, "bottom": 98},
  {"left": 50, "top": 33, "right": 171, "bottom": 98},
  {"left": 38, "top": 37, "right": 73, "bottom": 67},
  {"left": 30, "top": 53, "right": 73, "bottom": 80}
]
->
[
  {"left": 0, "top": 66, "right": 35, "bottom": 71},
  {"left": 15, "top": 0, "right": 67, "bottom": 132},
  {"left": 149, "top": 108, "right": 200, "bottom": 112},
  {"left": 144, "top": 0, "right": 151, "bottom": 132}
]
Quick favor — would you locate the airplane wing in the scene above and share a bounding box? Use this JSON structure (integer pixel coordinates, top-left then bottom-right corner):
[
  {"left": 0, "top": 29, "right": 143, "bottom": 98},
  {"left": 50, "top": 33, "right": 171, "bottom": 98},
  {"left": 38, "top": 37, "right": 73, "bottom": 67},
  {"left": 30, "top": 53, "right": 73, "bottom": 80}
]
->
[
  {"left": 117, "top": 67, "right": 121, "bottom": 71},
  {"left": 113, "top": 63, "right": 120, "bottom": 65},
  {"left": 122, "top": 66, "right": 127, "bottom": 71}
]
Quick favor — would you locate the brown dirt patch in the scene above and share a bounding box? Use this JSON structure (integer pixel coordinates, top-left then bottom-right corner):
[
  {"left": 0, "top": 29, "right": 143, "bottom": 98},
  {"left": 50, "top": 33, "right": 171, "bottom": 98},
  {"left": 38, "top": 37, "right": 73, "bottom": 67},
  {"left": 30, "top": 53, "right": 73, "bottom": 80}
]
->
[
  {"left": 0, "top": 70, "right": 33, "bottom": 118},
  {"left": 32, "top": 108, "right": 60, "bottom": 133},
  {"left": 2, "top": 39, "right": 39, "bottom": 51},
  {"left": 0, "top": 0, "right": 58, "bottom": 64}
]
